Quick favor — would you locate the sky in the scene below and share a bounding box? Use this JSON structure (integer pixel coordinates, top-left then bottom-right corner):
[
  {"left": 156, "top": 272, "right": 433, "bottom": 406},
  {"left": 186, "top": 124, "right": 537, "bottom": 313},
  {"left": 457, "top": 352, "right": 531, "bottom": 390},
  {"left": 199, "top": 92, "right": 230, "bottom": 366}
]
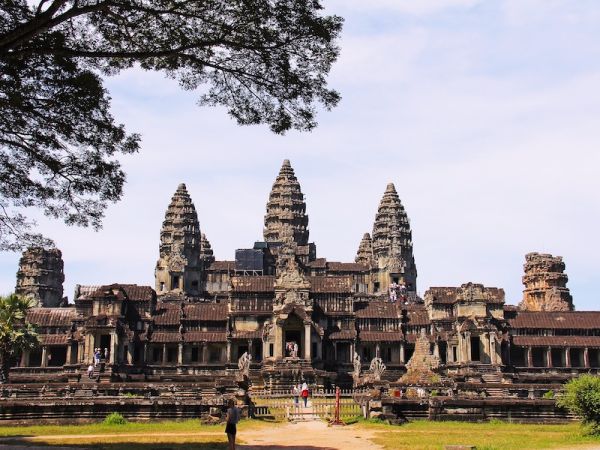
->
[{"left": 1, "top": 0, "right": 599, "bottom": 309}]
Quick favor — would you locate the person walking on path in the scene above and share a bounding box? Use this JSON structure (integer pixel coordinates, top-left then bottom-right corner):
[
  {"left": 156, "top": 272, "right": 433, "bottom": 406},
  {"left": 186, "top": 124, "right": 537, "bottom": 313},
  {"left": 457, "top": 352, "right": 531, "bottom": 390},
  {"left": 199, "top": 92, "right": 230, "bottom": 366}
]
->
[
  {"left": 87, "top": 363, "right": 94, "bottom": 379},
  {"left": 225, "top": 398, "right": 240, "bottom": 450},
  {"left": 301, "top": 382, "right": 309, "bottom": 407}
]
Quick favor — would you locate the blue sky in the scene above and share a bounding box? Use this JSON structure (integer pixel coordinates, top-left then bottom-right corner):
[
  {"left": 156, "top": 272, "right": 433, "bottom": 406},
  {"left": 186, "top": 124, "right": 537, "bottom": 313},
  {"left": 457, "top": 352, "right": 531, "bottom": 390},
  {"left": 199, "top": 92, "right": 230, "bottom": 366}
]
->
[{"left": 1, "top": 0, "right": 599, "bottom": 309}]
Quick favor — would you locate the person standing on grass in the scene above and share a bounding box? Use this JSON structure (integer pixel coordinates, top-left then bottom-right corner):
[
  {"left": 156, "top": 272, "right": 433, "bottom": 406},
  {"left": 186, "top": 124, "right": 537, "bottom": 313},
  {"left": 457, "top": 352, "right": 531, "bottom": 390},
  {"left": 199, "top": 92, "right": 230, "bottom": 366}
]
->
[
  {"left": 225, "top": 398, "right": 240, "bottom": 450},
  {"left": 301, "top": 382, "right": 309, "bottom": 407},
  {"left": 292, "top": 384, "right": 300, "bottom": 407}
]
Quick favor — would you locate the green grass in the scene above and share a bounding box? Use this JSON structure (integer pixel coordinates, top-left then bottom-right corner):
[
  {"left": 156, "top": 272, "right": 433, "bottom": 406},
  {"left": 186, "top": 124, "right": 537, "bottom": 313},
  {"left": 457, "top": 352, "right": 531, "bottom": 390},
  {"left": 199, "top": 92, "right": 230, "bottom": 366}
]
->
[
  {"left": 357, "top": 420, "right": 600, "bottom": 450},
  {"left": 0, "top": 417, "right": 268, "bottom": 437}
]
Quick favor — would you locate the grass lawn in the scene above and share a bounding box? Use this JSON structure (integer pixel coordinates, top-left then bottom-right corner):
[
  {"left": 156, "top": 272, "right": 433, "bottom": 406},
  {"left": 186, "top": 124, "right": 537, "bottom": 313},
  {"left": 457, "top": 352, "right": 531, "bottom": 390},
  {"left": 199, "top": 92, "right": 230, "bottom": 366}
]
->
[
  {"left": 357, "top": 420, "right": 600, "bottom": 450},
  {"left": 0, "top": 418, "right": 270, "bottom": 449}
]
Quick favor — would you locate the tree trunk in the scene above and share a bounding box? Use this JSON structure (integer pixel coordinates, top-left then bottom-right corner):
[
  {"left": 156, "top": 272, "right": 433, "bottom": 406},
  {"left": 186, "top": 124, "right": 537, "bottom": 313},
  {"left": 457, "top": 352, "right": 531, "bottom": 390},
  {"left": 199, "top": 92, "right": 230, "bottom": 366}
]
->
[{"left": 0, "top": 351, "right": 8, "bottom": 384}]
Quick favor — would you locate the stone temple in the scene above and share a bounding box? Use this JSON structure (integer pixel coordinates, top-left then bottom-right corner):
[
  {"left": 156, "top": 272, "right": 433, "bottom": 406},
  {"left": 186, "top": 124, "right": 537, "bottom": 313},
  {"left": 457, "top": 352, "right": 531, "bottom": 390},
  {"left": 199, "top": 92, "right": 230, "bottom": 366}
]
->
[{"left": 5, "top": 160, "right": 599, "bottom": 422}]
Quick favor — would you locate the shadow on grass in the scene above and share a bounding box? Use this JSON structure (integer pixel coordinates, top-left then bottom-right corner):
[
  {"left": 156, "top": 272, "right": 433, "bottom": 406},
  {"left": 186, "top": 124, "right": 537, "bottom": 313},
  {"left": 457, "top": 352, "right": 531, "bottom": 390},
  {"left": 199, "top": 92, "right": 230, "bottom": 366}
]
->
[{"left": 0, "top": 440, "right": 339, "bottom": 450}]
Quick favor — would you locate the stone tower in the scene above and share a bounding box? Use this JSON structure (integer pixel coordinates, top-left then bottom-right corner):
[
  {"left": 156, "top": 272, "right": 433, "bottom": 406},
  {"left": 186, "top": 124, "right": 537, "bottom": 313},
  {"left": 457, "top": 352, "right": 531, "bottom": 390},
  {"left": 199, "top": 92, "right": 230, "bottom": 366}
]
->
[
  {"left": 199, "top": 233, "right": 215, "bottom": 266},
  {"left": 355, "top": 233, "right": 374, "bottom": 267},
  {"left": 15, "top": 247, "right": 65, "bottom": 307},
  {"left": 370, "top": 183, "right": 417, "bottom": 292},
  {"left": 520, "top": 252, "right": 573, "bottom": 311},
  {"left": 155, "top": 183, "right": 203, "bottom": 296},
  {"left": 263, "top": 159, "right": 309, "bottom": 246}
]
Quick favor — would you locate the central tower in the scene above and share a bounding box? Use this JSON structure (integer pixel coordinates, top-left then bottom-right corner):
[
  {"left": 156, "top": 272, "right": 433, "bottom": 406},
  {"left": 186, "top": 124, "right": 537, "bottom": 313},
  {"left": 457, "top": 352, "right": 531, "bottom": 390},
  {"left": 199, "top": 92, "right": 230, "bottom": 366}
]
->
[{"left": 263, "top": 159, "right": 309, "bottom": 246}]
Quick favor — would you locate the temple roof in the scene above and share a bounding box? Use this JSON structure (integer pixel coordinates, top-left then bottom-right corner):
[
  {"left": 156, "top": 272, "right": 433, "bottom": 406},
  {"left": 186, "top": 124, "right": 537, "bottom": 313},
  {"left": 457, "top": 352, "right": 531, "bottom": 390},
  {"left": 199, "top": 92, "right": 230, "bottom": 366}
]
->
[
  {"left": 310, "top": 276, "right": 353, "bottom": 293},
  {"left": 27, "top": 308, "right": 76, "bottom": 327},
  {"left": 512, "top": 335, "right": 600, "bottom": 347},
  {"left": 356, "top": 301, "right": 401, "bottom": 319},
  {"left": 426, "top": 286, "right": 505, "bottom": 304},
  {"left": 355, "top": 232, "right": 374, "bottom": 266},
  {"left": 231, "top": 276, "right": 275, "bottom": 292},
  {"left": 509, "top": 311, "right": 600, "bottom": 329}
]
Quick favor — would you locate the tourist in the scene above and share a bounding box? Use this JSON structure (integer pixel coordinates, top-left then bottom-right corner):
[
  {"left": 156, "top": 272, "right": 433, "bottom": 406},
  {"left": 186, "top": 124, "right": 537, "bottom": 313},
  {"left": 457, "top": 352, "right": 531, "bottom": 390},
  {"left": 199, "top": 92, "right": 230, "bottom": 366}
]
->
[
  {"left": 225, "top": 398, "right": 240, "bottom": 450},
  {"left": 94, "top": 348, "right": 100, "bottom": 366},
  {"left": 293, "top": 342, "right": 298, "bottom": 358},
  {"left": 87, "top": 363, "right": 94, "bottom": 379},
  {"left": 292, "top": 384, "right": 300, "bottom": 407},
  {"left": 104, "top": 347, "right": 109, "bottom": 362},
  {"left": 301, "top": 382, "right": 309, "bottom": 407},
  {"left": 389, "top": 283, "right": 397, "bottom": 302}
]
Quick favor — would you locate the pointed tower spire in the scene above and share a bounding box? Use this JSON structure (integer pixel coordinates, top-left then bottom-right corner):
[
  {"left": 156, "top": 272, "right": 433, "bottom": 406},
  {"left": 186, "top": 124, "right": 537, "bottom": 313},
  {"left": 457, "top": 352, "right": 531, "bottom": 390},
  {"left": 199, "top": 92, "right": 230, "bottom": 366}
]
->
[
  {"left": 200, "top": 233, "right": 215, "bottom": 266},
  {"left": 155, "top": 183, "right": 202, "bottom": 296},
  {"left": 355, "top": 233, "right": 374, "bottom": 266},
  {"left": 371, "top": 182, "right": 417, "bottom": 291},
  {"left": 263, "top": 159, "right": 309, "bottom": 246}
]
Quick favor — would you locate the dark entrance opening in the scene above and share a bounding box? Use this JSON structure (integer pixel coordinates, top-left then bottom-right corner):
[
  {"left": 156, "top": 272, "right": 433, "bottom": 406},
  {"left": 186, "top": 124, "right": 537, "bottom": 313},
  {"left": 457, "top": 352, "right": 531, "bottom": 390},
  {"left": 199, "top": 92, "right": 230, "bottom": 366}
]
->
[
  {"left": 510, "top": 346, "right": 526, "bottom": 366},
  {"left": 551, "top": 348, "right": 563, "bottom": 367},
  {"left": 337, "top": 342, "right": 350, "bottom": 363},
  {"left": 254, "top": 341, "right": 263, "bottom": 361},
  {"left": 98, "top": 335, "right": 111, "bottom": 356},
  {"left": 237, "top": 345, "right": 248, "bottom": 360},
  {"left": 532, "top": 347, "right": 545, "bottom": 367},
  {"left": 439, "top": 342, "right": 447, "bottom": 364},
  {"left": 285, "top": 330, "right": 301, "bottom": 357},
  {"left": 470, "top": 336, "right": 481, "bottom": 362},
  {"left": 48, "top": 346, "right": 67, "bottom": 366}
]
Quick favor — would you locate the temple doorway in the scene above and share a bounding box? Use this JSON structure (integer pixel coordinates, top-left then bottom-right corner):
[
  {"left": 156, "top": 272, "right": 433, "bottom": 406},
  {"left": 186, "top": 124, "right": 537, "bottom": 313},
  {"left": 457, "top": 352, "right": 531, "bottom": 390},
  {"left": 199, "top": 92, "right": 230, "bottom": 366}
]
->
[
  {"left": 283, "top": 313, "right": 304, "bottom": 358},
  {"left": 470, "top": 336, "right": 481, "bottom": 362}
]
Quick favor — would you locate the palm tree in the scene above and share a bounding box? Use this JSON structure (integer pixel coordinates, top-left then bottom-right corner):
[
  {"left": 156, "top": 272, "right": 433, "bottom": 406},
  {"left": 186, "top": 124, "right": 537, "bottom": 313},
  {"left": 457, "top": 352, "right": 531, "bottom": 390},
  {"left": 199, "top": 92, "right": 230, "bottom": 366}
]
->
[{"left": 0, "top": 294, "right": 39, "bottom": 383}]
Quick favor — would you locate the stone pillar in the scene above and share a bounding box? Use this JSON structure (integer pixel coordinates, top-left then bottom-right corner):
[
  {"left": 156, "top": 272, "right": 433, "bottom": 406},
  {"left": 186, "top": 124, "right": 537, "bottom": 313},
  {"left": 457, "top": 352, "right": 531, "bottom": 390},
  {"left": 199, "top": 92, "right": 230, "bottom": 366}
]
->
[
  {"left": 526, "top": 347, "right": 533, "bottom": 367},
  {"left": 433, "top": 342, "right": 440, "bottom": 359},
  {"left": 202, "top": 343, "right": 209, "bottom": 363},
  {"left": 400, "top": 342, "right": 405, "bottom": 364},
  {"left": 565, "top": 347, "right": 571, "bottom": 367},
  {"left": 248, "top": 339, "right": 253, "bottom": 357},
  {"left": 78, "top": 341, "right": 85, "bottom": 364},
  {"left": 162, "top": 344, "right": 168, "bottom": 365},
  {"left": 317, "top": 338, "right": 323, "bottom": 360},
  {"left": 127, "top": 343, "right": 134, "bottom": 364},
  {"left": 304, "top": 323, "right": 311, "bottom": 360},
  {"left": 20, "top": 350, "right": 30, "bottom": 367},
  {"left": 66, "top": 343, "right": 72, "bottom": 365},
  {"left": 465, "top": 333, "right": 471, "bottom": 363},
  {"left": 274, "top": 323, "right": 283, "bottom": 359},
  {"left": 226, "top": 340, "right": 232, "bottom": 363},
  {"left": 334, "top": 342, "right": 338, "bottom": 360},
  {"left": 109, "top": 332, "right": 117, "bottom": 364},
  {"left": 41, "top": 346, "right": 48, "bottom": 367},
  {"left": 178, "top": 342, "right": 184, "bottom": 365},
  {"left": 375, "top": 343, "right": 381, "bottom": 359},
  {"left": 350, "top": 342, "right": 355, "bottom": 363},
  {"left": 546, "top": 347, "right": 553, "bottom": 368},
  {"left": 143, "top": 343, "right": 148, "bottom": 364},
  {"left": 584, "top": 347, "right": 590, "bottom": 368}
]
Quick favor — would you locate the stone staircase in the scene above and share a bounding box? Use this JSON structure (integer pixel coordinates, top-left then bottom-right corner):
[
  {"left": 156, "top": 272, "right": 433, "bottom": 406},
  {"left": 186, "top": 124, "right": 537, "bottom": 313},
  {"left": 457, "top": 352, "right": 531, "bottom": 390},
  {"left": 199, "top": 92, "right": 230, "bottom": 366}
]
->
[{"left": 482, "top": 371, "right": 506, "bottom": 398}]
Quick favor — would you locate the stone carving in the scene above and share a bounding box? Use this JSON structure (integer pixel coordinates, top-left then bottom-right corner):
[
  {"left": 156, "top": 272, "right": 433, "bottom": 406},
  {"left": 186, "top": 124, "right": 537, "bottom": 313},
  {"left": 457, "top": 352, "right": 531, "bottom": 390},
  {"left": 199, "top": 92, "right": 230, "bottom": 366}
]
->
[
  {"left": 263, "top": 160, "right": 309, "bottom": 246},
  {"left": 519, "top": 252, "right": 573, "bottom": 311},
  {"left": 400, "top": 329, "right": 441, "bottom": 385},
  {"left": 370, "top": 183, "right": 417, "bottom": 290},
  {"left": 238, "top": 352, "right": 252, "bottom": 378},
  {"left": 155, "top": 183, "right": 203, "bottom": 295},
  {"left": 352, "top": 352, "right": 362, "bottom": 382},
  {"left": 369, "top": 357, "right": 386, "bottom": 381},
  {"left": 15, "top": 247, "right": 65, "bottom": 307}
]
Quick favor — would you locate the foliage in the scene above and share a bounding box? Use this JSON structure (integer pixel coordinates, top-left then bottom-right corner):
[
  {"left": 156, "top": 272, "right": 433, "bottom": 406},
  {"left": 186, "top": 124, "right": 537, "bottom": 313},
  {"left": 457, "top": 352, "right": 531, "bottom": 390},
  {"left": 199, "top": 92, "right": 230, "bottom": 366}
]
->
[
  {"left": 103, "top": 412, "right": 128, "bottom": 425},
  {"left": 0, "top": 293, "right": 38, "bottom": 383},
  {"left": 557, "top": 374, "right": 600, "bottom": 434},
  {"left": 543, "top": 389, "right": 555, "bottom": 399},
  {"left": 0, "top": 0, "right": 343, "bottom": 250}
]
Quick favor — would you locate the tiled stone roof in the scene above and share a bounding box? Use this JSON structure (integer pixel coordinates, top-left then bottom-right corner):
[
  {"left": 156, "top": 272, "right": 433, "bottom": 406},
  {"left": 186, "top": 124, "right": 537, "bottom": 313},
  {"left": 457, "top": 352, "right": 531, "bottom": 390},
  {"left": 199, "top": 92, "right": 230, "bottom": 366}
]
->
[
  {"left": 355, "top": 302, "right": 400, "bottom": 319},
  {"left": 359, "top": 331, "right": 403, "bottom": 342},
  {"left": 183, "top": 331, "right": 227, "bottom": 342},
  {"left": 509, "top": 312, "right": 600, "bottom": 329},
  {"left": 231, "top": 276, "right": 275, "bottom": 292},
  {"left": 39, "top": 334, "right": 69, "bottom": 345},
  {"left": 328, "top": 330, "right": 357, "bottom": 340},
  {"left": 310, "top": 276, "right": 352, "bottom": 293},
  {"left": 27, "top": 308, "right": 76, "bottom": 327},
  {"left": 512, "top": 335, "right": 600, "bottom": 347},
  {"left": 184, "top": 303, "right": 228, "bottom": 321}
]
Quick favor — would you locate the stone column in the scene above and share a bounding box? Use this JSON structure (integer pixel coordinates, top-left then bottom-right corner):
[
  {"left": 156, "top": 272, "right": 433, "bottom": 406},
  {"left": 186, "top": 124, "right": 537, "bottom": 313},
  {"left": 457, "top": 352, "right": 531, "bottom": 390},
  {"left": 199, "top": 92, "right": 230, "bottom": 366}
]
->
[
  {"left": 41, "top": 346, "right": 48, "bottom": 367},
  {"left": 433, "top": 342, "right": 440, "bottom": 359},
  {"left": 350, "top": 342, "right": 355, "bottom": 363},
  {"left": 78, "top": 341, "right": 85, "bottom": 364},
  {"left": 526, "top": 347, "right": 533, "bottom": 367},
  {"left": 565, "top": 347, "right": 571, "bottom": 367},
  {"left": 400, "top": 342, "right": 405, "bottom": 364},
  {"left": 162, "top": 344, "right": 168, "bottom": 365},
  {"left": 584, "top": 347, "right": 590, "bottom": 368},
  {"left": 178, "top": 342, "right": 184, "bottom": 365},
  {"left": 274, "top": 323, "right": 283, "bottom": 359},
  {"left": 375, "top": 343, "right": 381, "bottom": 359},
  {"left": 226, "top": 340, "right": 232, "bottom": 363},
  {"left": 334, "top": 342, "right": 338, "bottom": 360},
  {"left": 109, "top": 332, "right": 117, "bottom": 364},
  {"left": 546, "top": 347, "right": 553, "bottom": 368},
  {"left": 127, "top": 343, "right": 134, "bottom": 364},
  {"left": 202, "top": 343, "right": 209, "bottom": 363},
  {"left": 304, "top": 323, "right": 311, "bottom": 360},
  {"left": 248, "top": 339, "right": 253, "bottom": 357},
  {"left": 143, "top": 343, "right": 148, "bottom": 364},
  {"left": 65, "top": 343, "right": 72, "bottom": 365},
  {"left": 465, "top": 333, "right": 471, "bottom": 363},
  {"left": 20, "top": 350, "right": 30, "bottom": 367},
  {"left": 488, "top": 334, "right": 495, "bottom": 365}
]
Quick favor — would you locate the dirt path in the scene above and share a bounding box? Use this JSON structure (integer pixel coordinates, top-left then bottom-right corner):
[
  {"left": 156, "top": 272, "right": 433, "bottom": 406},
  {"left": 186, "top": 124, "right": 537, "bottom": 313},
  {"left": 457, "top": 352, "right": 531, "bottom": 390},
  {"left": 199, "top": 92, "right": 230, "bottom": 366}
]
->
[
  {"left": 0, "top": 421, "right": 384, "bottom": 450},
  {"left": 239, "top": 421, "right": 383, "bottom": 450}
]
